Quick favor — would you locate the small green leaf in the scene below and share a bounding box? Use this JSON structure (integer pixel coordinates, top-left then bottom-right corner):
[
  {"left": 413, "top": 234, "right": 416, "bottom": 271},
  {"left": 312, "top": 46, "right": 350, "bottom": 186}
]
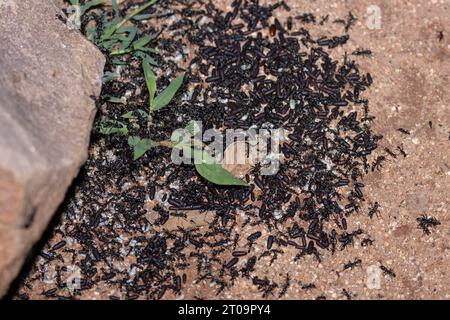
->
[
  {"left": 111, "top": 58, "right": 127, "bottom": 65},
  {"left": 80, "top": 0, "right": 105, "bottom": 16},
  {"left": 186, "top": 120, "right": 201, "bottom": 136},
  {"left": 133, "top": 35, "right": 153, "bottom": 50},
  {"left": 121, "top": 111, "right": 135, "bottom": 119},
  {"left": 104, "top": 95, "right": 126, "bottom": 104},
  {"left": 137, "top": 109, "right": 149, "bottom": 118},
  {"left": 102, "top": 71, "right": 119, "bottom": 83},
  {"left": 193, "top": 150, "right": 248, "bottom": 186},
  {"left": 153, "top": 73, "right": 185, "bottom": 111},
  {"left": 111, "top": 0, "right": 119, "bottom": 17},
  {"left": 138, "top": 47, "right": 158, "bottom": 53},
  {"left": 100, "top": 38, "right": 118, "bottom": 51},
  {"left": 142, "top": 58, "right": 157, "bottom": 113},
  {"left": 135, "top": 52, "right": 157, "bottom": 65},
  {"left": 127, "top": 136, "right": 140, "bottom": 146},
  {"left": 117, "top": 26, "right": 138, "bottom": 51},
  {"left": 98, "top": 120, "right": 128, "bottom": 135},
  {"left": 128, "top": 136, "right": 159, "bottom": 160},
  {"left": 132, "top": 13, "right": 152, "bottom": 21}
]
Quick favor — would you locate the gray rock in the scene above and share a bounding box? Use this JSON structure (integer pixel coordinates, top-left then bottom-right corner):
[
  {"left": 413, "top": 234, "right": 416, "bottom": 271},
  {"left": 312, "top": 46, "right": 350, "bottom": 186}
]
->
[{"left": 0, "top": 0, "right": 104, "bottom": 296}]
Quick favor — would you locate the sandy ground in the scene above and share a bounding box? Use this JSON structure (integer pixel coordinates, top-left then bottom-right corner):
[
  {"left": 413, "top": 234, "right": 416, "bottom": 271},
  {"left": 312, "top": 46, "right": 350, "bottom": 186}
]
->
[
  {"left": 191, "top": 0, "right": 450, "bottom": 300},
  {"left": 10, "top": 0, "right": 450, "bottom": 300}
]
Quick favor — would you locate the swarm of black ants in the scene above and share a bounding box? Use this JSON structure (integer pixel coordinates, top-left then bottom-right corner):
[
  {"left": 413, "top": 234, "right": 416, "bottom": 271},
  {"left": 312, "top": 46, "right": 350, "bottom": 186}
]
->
[{"left": 14, "top": 0, "right": 440, "bottom": 300}]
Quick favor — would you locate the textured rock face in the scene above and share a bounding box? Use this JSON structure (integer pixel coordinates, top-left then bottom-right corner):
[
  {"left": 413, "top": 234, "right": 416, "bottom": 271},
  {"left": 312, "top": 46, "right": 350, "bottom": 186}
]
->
[{"left": 0, "top": 0, "right": 104, "bottom": 296}]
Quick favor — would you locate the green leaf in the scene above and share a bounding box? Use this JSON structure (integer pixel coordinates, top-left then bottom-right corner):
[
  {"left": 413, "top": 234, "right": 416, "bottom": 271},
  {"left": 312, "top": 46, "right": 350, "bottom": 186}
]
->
[
  {"left": 138, "top": 47, "right": 157, "bottom": 53},
  {"left": 186, "top": 120, "right": 201, "bottom": 135},
  {"left": 142, "top": 58, "right": 157, "bottom": 113},
  {"left": 193, "top": 150, "right": 248, "bottom": 186},
  {"left": 104, "top": 95, "right": 126, "bottom": 104},
  {"left": 80, "top": 0, "right": 105, "bottom": 16},
  {"left": 98, "top": 120, "right": 128, "bottom": 135},
  {"left": 132, "top": 35, "right": 153, "bottom": 50},
  {"left": 121, "top": 111, "right": 135, "bottom": 119},
  {"left": 100, "top": 38, "right": 118, "bottom": 51},
  {"left": 102, "top": 71, "right": 119, "bottom": 83},
  {"left": 137, "top": 109, "right": 149, "bottom": 118},
  {"left": 153, "top": 73, "right": 185, "bottom": 111},
  {"left": 128, "top": 136, "right": 159, "bottom": 160},
  {"left": 135, "top": 52, "right": 157, "bottom": 65},
  {"left": 117, "top": 26, "right": 138, "bottom": 51},
  {"left": 132, "top": 13, "right": 152, "bottom": 21},
  {"left": 111, "top": 58, "right": 127, "bottom": 65},
  {"left": 111, "top": 0, "right": 119, "bottom": 17},
  {"left": 121, "top": 110, "right": 148, "bottom": 120},
  {"left": 102, "top": 0, "right": 159, "bottom": 40}
]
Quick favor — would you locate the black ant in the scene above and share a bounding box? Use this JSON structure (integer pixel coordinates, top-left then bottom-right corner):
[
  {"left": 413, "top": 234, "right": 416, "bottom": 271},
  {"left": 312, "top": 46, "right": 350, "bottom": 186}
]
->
[
  {"left": 278, "top": 274, "right": 290, "bottom": 298},
  {"left": 397, "top": 128, "right": 410, "bottom": 135},
  {"left": 380, "top": 265, "right": 396, "bottom": 278},
  {"left": 417, "top": 215, "right": 441, "bottom": 235},
  {"left": 384, "top": 147, "right": 397, "bottom": 159},
  {"left": 343, "top": 258, "right": 362, "bottom": 271},
  {"left": 368, "top": 201, "right": 380, "bottom": 219},
  {"left": 342, "top": 288, "right": 353, "bottom": 300},
  {"left": 397, "top": 145, "right": 407, "bottom": 158},
  {"left": 371, "top": 155, "right": 386, "bottom": 171},
  {"left": 361, "top": 237, "right": 374, "bottom": 247},
  {"left": 352, "top": 49, "right": 372, "bottom": 56}
]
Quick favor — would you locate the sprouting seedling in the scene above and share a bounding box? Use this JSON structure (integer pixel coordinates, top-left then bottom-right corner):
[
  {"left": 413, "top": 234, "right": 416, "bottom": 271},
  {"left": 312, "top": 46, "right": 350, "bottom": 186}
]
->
[
  {"left": 117, "top": 62, "right": 244, "bottom": 186},
  {"left": 127, "top": 121, "right": 249, "bottom": 186},
  {"left": 142, "top": 57, "right": 185, "bottom": 125},
  {"left": 73, "top": 0, "right": 160, "bottom": 59},
  {"left": 91, "top": 2, "right": 245, "bottom": 187}
]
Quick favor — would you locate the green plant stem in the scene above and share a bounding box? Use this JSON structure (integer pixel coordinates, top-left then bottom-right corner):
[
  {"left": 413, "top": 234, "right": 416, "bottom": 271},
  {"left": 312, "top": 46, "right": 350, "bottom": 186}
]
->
[
  {"left": 103, "top": 0, "right": 159, "bottom": 39},
  {"left": 148, "top": 98, "right": 154, "bottom": 127},
  {"left": 147, "top": 113, "right": 153, "bottom": 128},
  {"left": 158, "top": 140, "right": 176, "bottom": 148}
]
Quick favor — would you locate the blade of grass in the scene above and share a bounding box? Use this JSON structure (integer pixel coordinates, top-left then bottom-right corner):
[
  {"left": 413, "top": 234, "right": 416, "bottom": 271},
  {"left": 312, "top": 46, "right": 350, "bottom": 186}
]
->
[
  {"left": 153, "top": 73, "right": 185, "bottom": 111},
  {"left": 132, "top": 35, "right": 153, "bottom": 49},
  {"left": 111, "top": 0, "right": 119, "bottom": 17},
  {"left": 142, "top": 58, "right": 157, "bottom": 117},
  {"left": 102, "top": 0, "right": 159, "bottom": 40},
  {"left": 135, "top": 52, "right": 158, "bottom": 65},
  {"left": 132, "top": 13, "right": 152, "bottom": 21}
]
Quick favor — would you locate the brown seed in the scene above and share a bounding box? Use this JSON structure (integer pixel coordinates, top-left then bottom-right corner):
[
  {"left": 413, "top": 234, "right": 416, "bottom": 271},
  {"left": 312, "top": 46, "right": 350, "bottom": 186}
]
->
[{"left": 269, "top": 24, "right": 276, "bottom": 37}]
